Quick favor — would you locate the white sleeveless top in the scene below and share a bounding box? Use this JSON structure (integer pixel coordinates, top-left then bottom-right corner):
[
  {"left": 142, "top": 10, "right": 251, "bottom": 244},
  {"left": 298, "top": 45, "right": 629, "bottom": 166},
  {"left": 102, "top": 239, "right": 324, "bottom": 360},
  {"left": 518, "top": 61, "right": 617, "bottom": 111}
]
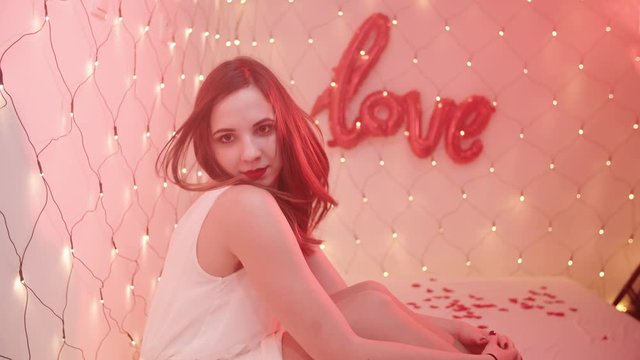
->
[{"left": 140, "top": 186, "right": 281, "bottom": 359}]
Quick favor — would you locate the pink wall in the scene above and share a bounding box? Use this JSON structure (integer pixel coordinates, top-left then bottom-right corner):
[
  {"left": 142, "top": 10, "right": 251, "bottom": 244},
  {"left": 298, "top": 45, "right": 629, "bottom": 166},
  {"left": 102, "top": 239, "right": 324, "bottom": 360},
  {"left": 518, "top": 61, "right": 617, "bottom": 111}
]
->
[{"left": 1, "top": 0, "right": 639, "bottom": 358}]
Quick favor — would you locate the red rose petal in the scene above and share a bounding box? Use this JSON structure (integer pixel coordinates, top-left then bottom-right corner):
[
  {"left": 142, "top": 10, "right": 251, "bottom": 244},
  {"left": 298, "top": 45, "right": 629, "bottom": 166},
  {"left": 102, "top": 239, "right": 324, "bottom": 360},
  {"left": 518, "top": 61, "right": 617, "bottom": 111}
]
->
[{"left": 411, "top": 283, "right": 421, "bottom": 288}]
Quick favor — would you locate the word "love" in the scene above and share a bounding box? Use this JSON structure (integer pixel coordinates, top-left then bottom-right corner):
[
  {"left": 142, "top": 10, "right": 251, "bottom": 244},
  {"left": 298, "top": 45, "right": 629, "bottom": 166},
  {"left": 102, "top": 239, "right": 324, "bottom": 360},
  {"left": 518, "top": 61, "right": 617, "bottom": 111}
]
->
[{"left": 310, "top": 13, "right": 495, "bottom": 163}]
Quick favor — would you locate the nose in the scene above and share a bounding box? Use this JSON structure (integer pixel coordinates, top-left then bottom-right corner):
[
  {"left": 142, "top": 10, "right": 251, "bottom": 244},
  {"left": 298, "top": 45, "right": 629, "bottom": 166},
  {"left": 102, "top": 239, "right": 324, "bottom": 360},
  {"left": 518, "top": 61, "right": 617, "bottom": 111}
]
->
[{"left": 240, "top": 136, "right": 261, "bottom": 163}]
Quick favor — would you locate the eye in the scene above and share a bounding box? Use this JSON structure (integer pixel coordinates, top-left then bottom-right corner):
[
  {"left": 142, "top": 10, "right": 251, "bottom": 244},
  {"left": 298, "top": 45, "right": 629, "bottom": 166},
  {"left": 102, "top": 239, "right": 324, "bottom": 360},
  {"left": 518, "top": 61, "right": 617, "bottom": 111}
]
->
[
  {"left": 217, "top": 134, "right": 234, "bottom": 143},
  {"left": 257, "top": 123, "right": 274, "bottom": 134}
]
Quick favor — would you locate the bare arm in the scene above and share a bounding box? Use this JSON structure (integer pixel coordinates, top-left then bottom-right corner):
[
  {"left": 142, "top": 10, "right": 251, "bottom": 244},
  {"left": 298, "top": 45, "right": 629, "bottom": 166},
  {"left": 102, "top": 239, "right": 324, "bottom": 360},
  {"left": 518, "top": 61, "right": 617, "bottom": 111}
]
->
[
  {"left": 304, "top": 245, "right": 348, "bottom": 295},
  {"left": 212, "top": 185, "right": 500, "bottom": 360}
]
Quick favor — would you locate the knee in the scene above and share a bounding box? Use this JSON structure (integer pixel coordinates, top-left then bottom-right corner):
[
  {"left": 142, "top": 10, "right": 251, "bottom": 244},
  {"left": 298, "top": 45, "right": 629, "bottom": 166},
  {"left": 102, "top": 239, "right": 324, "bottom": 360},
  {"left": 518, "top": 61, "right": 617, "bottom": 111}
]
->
[
  {"left": 349, "top": 288, "right": 395, "bottom": 313},
  {"left": 355, "top": 280, "right": 392, "bottom": 296}
]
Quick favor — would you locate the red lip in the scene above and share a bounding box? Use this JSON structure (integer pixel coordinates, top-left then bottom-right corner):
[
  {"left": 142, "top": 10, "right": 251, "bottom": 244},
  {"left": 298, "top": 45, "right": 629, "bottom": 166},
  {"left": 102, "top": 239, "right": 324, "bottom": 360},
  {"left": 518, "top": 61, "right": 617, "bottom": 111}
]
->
[{"left": 242, "top": 166, "right": 268, "bottom": 180}]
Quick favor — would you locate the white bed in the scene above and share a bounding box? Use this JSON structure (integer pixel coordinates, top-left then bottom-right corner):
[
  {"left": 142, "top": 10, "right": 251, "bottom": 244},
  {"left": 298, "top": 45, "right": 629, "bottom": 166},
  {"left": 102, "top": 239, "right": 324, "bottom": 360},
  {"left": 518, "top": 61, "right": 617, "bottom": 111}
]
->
[{"left": 375, "top": 276, "right": 640, "bottom": 359}]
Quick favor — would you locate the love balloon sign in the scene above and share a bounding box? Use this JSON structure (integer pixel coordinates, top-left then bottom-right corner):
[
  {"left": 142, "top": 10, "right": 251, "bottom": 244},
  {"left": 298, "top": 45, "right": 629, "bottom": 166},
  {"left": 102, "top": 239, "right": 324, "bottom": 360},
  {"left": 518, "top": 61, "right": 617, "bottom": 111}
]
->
[{"left": 310, "top": 13, "right": 495, "bottom": 164}]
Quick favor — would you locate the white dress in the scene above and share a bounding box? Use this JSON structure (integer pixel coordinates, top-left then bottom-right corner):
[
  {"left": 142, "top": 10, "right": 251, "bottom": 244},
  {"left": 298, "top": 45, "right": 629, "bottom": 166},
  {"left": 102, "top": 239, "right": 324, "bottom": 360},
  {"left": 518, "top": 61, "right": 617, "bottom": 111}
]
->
[{"left": 140, "top": 186, "right": 285, "bottom": 359}]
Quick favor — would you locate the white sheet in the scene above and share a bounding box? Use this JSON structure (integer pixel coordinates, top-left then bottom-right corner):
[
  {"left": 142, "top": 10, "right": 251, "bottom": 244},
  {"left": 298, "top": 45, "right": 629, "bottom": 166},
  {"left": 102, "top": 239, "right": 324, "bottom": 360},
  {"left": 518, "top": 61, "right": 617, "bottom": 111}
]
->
[{"left": 376, "top": 276, "right": 640, "bottom": 360}]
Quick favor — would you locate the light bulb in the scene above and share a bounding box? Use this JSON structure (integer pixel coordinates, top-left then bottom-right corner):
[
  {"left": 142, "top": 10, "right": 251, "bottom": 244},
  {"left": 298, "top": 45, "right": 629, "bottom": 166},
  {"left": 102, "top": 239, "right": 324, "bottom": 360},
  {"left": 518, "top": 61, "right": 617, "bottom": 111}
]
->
[
  {"left": 383, "top": 271, "right": 389, "bottom": 277},
  {"left": 519, "top": 194, "right": 525, "bottom": 202},
  {"left": 186, "top": 28, "right": 193, "bottom": 36},
  {"left": 269, "top": 37, "right": 275, "bottom": 44},
  {"left": 629, "top": 193, "right": 635, "bottom": 200},
  {"left": 431, "top": 159, "right": 437, "bottom": 167},
  {"left": 460, "top": 130, "right": 466, "bottom": 136},
  {"left": 337, "top": 10, "right": 343, "bottom": 16},
  {"left": 204, "top": 31, "right": 210, "bottom": 37},
  {"left": 549, "top": 162, "right": 555, "bottom": 170},
  {"left": 163, "top": 181, "right": 168, "bottom": 188},
  {"left": 491, "top": 224, "right": 497, "bottom": 232},
  {"left": 198, "top": 74, "right": 204, "bottom": 81},
  {"left": 330, "top": 81, "right": 336, "bottom": 87},
  {"left": 517, "top": 257, "right": 523, "bottom": 264},
  {"left": 578, "top": 63, "right": 584, "bottom": 70},
  {"left": 412, "top": 57, "right": 418, "bottom": 64},
  {"left": 552, "top": 99, "right": 558, "bottom": 106},
  {"left": 289, "top": 79, "right": 295, "bottom": 85},
  {"left": 606, "top": 159, "right": 612, "bottom": 166},
  {"left": 214, "top": 33, "right": 221, "bottom": 40},
  {"left": 225, "top": 40, "right": 231, "bottom": 47},
  {"left": 578, "top": 128, "right": 584, "bottom": 135},
  {"left": 422, "top": 265, "right": 428, "bottom": 272},
  {"left": 362, "top": 196, "right": 368, "bottom": 203},
  {"left": 551, "top": 30, "right": 557, "bottom": 37},
  {"left": 498, "top": 29, "right": 504, "bottom": 37},
  {"left": 605, "top": 25, "right": 612, "bottom": 32},
  {"left": 466, "top": 60, "right": 472, "bottom": 67},
  {"left": 180, "top": 73, "right": 185, "bottom": 80},
  {"left": 465, "top": 260, "right": 471, "bottom": 267},
  {"left": 523, "top": 67, "right": 528, "bottom": 74},
  {"left": 181, "top": 167, "right": 187, "bottom": 174},
  {"left": 445, "top": 24, "right": 451, "bottom": 31},
  {"left": 382, "top": 90, "right": 388, "bottom": 96},
  {"left": 599, "top": 271, "right": 605, "bottom": 278},
  {"left": 568, "top": 259, "right": 573, "bottom": 266},
  {"left": 392, "top": 231, "right": 398, "bottom": 239},
  {"left": 599, "top": 228, "right": 605, "bottom": 235},
  {"left": 408, "top": 195, "right": 414, "bottom": 202},
  {"left": 519, "top": 132, "right": 524, "bottom": 139},
  {"left": 608, "top": 93, "right": 614, "bottom": 99},
  {"left": 489, "top": 166, "right": 495, "bottom": 173},
  {"left": 391, "top": 18, "right": 398, "bottom": 25},
  {"left": 251, "top": 40, "right": 257, "bottom": 47},
  {"left": 576, "top": 192, "right": 582, "bottom": 199},
  {"left": 633, "top": 123, "right": 639, "bottom": 130},
  {"left": 197, "top": 170, "right": 202, "bottom": 177},
  {"left": 307, "top": 37, "right": 314, "bottom": 44},
  {"left": 234, "top": 39, "right": 240, "bottom": 46}
]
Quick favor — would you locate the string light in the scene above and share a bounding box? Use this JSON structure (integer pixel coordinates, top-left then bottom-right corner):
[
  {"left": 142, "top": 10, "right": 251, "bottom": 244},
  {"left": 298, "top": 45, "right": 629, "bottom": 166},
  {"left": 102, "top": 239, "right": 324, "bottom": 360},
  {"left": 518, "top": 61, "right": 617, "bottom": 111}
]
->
[
  {"left": 225, "top": 40, "right": 232, "bottom": 47},
  {"left": 605, "top": 158, "right": 612, "bottom": 166},
  {"left": 568, "top": 258, "right": 573, "bottom": 266},
  {"left": 549, "top": 162, "right": 555, "bottom": 170},
  {"left": 330, "top": 81, "right": 336, "bottom": 87},
  {"left": 465, "top": 260, "right": 471, "bottom": 267},
  {"left": 362, "top": 195, "right": 368, "bottom": 203},
  {"left": 576, "top": 191, "right": 582, "bottom": 199},
  {"left": 444, "top": 23, "right": 451, "bottom": 31},
  {"left": 578, "top": 62, "right": 584, "bottom": 70},
  {"left": 382, "top": 90, "right": 388, "bottom": 96},
  {"left": 461, "top": 190, "right": 468, "bottom": 199},
  {"left": 251, "top": 39, "right": 257, "bottom": 47},
  {"left": 517, "top": 257, "right": 523, "bottom": 264},
  {"left": 616, "top": 303, "right": 628, "bottom": 312},
  {"left": 391, "top": 231, "right": 398, "bottom": 239},
  {"left": 599, "top": 270, "right": 605, "bottom": 278},
  {"left": 307, "top": 37, "right": 314, "bottom": 44},
  {"left": 185, "top": 27, "right": 193, "bottom": 36},
  {"left": 163, "top": 181, "right": 168, "bottom": 188},
  {"left": 519, "top": 192, "right": 525, "bottom": 202},
  {"left": 548, "top": 223, "right": 553, "bottom": 232},
  {"left": 412, "top": 56, "right": 418, "bottom": 64},
  {"left": 498, "top": 28, "right": 505, "bottom": 37},
  {"left": 181, "top": 167, "right": 188, "bottom": 174},
  {"left": 629, "top": 235, "right": 635, "bottom": 245},
  {"left": 269, "top": 36, "right": 275, "bottom": 44},
  {"left": 198, "top": 74, "right": 204, "bottom": 81},
  {"left": 408, "top": 194, "right": 414, "bottom": 202},
  {"left": 578, "top": 127, "right": 584, "bottom": 135},
  {"left": 489, "top": 165, "right": 495, "bottom": 173},
  {"left": 383, "top": 271, "right": 389, "bottom": 277},
  {"left": 379, "top": 159, "right": 385, "bottom": 166},
  {"left": 197, "top": 170, "right": 203, "bottom": 177},
  {"left": 629, "top": 192, "right": 635, "bottom": 200},
  {"left": 552, "top": 98, "right": 558, "bottom": 106},
  {"left": 491, "top": 223, "right": 497, "bottom": 232},
  {"left": 391, "top": 17, "right": 398, "bottom": 25},
  {"left": 608, "top": 92, "right": 614, "bottom": 100},
  {"left": 519, "top": 131, "right": 524, "bottom": 139},
  {"left": 633, "top": 122, "right": 639, "bottom": 130},
  {"left": 466, "top": 59, "right": 472, "bottom": 67},
  {"left": 180, "top": 73, "right": 186, "bottom": 80},
  {"left": 431, "top": 159, "right": 437, "bottom": 167},
  {"left": 214, "top": 33, "right": 221, "bottom": 40},
  {"left": 421, "top": 265, "right": 428, "bottom": 272},
  {"left": 605, "top": 25, "right": 612, "bottom": 32},
  {"left": 204, "top": 31, "right": 210, "bottom": 37},
  {"left": 598, "top": 227, "right": 605, "bottom": 235},
  {"left": 551, "top": 29, "right": 557, "bottom": 37},
  {"left": 460, "top": 130, "right": 466, "bottom": 136},
  {"left": 338, "top": 9, "right": 344, "bottom": 16},
  {"left": 523, "top": 65, "right": 529, "bottom": 74}
]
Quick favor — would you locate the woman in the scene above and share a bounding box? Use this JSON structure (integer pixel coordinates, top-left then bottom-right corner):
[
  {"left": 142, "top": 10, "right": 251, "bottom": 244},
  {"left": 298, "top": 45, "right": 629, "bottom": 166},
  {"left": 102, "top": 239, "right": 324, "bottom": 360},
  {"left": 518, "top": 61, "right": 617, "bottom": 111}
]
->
[{"left": 142, "top": 56, "right": 522, "bottom": 360}]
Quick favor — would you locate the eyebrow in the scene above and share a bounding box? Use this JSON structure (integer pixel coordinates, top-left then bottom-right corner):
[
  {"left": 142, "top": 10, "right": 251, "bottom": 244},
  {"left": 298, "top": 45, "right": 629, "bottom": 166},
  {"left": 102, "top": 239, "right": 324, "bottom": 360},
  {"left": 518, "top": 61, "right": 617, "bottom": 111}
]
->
[{"left": 212, "top": 117, "right": 274, "bottom": 136}]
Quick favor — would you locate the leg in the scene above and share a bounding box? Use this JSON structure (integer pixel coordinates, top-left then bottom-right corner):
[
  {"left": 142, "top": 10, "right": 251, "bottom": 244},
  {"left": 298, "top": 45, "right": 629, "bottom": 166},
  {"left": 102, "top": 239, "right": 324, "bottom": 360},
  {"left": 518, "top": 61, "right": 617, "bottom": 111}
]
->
[
  {"left": 354, "top": 281, "right": 464, "bottom": 345},
  {"left": 282, "top": 282, "right": 461, "bottom": 359}
]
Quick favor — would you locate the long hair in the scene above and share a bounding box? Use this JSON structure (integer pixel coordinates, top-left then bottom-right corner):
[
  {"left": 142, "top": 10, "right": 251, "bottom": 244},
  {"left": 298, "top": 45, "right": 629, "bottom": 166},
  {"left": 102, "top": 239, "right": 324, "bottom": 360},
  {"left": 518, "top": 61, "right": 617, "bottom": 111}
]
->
[{"left": 156, "top": 56, "right": 337, "bottom": 256}]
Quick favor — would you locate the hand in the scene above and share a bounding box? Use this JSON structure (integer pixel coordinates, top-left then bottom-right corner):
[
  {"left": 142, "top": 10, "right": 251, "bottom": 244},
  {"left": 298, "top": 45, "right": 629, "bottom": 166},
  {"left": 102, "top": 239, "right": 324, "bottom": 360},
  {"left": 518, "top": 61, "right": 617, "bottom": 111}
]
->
[
  {"left": 482, "top": 333, "right": 522, "bottom": 360},
  {"left": 455, "top": 322, "right": 490, "bottom": 354}
]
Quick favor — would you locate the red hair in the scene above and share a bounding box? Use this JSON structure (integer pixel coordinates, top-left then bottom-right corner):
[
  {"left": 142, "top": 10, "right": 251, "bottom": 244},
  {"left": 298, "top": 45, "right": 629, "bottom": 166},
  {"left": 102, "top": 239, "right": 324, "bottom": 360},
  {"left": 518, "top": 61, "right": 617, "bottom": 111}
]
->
[{"left": 156, "top": 56, "right": 337, "bottom": 256}]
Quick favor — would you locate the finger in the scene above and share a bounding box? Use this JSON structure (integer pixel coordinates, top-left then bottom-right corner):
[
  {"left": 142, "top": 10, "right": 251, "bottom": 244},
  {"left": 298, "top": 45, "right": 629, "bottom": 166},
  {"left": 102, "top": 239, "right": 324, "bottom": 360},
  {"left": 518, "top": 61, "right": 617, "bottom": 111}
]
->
[{"left": 497, "top": 334, "right": 509, "bottom": 349}]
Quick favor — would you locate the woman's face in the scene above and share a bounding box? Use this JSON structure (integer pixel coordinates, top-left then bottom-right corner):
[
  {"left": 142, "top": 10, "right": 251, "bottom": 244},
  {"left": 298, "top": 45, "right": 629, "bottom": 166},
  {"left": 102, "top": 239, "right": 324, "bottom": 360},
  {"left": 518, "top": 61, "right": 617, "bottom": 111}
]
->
[{"left": 210, "top": 85, "right": 283, "bottom": 187}]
